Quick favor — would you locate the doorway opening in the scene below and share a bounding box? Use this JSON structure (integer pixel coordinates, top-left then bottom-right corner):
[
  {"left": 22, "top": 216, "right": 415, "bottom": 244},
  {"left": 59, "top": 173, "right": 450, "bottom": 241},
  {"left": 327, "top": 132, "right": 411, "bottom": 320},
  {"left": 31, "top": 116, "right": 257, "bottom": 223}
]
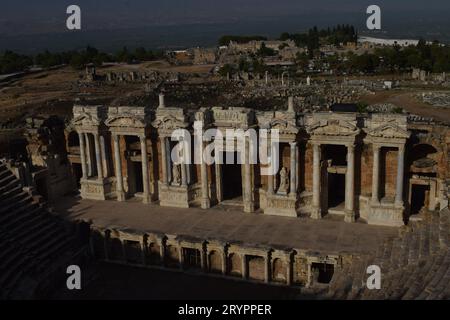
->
[
  {"left": 132, "top": 161, "right": 143, "bottom": 194},
  {"left": 411, "top": 184, "right": 429, "bottom": 215},
  {"left": 221, "top": 152, "right": 242, "bottom": 201},
  {"left": 328, "top": 173, "right": 346, "bottom": 209}
]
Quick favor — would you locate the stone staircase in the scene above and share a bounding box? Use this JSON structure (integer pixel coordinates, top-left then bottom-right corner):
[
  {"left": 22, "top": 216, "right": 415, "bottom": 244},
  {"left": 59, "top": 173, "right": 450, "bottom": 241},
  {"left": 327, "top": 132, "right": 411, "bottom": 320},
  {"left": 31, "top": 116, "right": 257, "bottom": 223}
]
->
[
  {"left": 326, "top": 207, "right": 450, "bottom": 300},
  {"left": 0, "top": 161, "right": 83, "bottom": 299}
]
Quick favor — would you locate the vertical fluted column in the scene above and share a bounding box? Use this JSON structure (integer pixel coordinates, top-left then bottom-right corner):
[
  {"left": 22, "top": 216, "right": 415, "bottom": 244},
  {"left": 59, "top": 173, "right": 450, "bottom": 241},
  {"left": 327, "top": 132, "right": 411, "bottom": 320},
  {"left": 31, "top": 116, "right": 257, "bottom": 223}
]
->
[
  {"left": 371, "top": 145, "right": 380, "bottom": 204},
  {"left": 200, "top": 141, "right": 210, "bottom": 208},
  {"left": 215, "top": 163, "right": 223, "bottom": 202},
  {"left": 180, "top": 140, "right": 187, "bottom": 187},
  {"left": 140, "top": 135, "right": 150, "bottom": 204},
  {"left": 78, "top": 132, "right": 88, "bottom": 180},
  {"left": 289, "top": 142, "right": 297, "bottom": 197},
  {"left": 311, "top": 143, "right": 321, "bottom": 219},
  {"left": 345, "top": 144, "right": 355, "bottom": 223},
  {"left": 113, "top": 135, "right": 125, "bottom": 201},
  {"left": 243, "top": 137, "right": 253, "bottom": 212},
  {"left": 395, "top": 145, "right": 405, "bottom": 206},
  {"left": 94, "top": 133, "right": 103, "bottom": 180},
  {"left": 160, "top": 137, "right": 168, "bottom": 185},
  {"left": 84, "top": 133, "right": 92, "bottom": 177},
  {"left": 100, "top": 135, "right": 108, "bottom": 178},
  {"left": 267, "top": 140, "right": 274, "bottom": 195}
]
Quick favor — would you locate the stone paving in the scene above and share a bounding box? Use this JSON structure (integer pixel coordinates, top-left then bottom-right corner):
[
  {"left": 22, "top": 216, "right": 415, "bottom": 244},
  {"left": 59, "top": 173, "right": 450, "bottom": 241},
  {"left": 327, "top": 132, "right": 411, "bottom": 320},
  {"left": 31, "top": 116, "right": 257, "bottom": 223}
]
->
[{"left": 55, "top": 196, "right": 398, "bottom": 255}]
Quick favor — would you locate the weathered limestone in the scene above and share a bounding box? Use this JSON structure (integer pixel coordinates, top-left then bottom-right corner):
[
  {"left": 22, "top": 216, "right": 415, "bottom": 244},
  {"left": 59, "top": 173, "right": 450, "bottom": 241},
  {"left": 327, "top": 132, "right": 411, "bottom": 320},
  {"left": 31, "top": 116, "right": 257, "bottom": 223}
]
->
[
  {"left": 68, "top": 103, "right": 447, "bottom": 228},
  {"left": 345, "top": 144, "right": 355, "bottom": 223},
  {"left": 73, "top": 105, "right": 112, "bottom": 201}
]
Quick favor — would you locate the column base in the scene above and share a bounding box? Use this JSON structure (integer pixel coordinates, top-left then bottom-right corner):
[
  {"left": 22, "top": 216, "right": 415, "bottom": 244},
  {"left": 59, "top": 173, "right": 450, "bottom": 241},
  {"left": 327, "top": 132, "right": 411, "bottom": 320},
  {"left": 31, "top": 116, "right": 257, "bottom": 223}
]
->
[
  {"left": 244, "top": 201, "right": 255, "bottom": 213},
  {"left": 344, "top": 210, "right": 356, "bottom": 223},
  {"left": 81, "top": 178, "right": 112, "bottom": 201},
  {"left": 201, "top": 198, "right": 211, "bottom": 209},
  {"left": 116, "top": 191, "right": 126, "bottom": 202},
  {"left": 311, "top": 207, "right": 322, "bottom": 219},
  {"left": 142, "top": 194, "right": 151, "bottom": 204},
  {"left": 368, "top": 203, "right": 405, "bottom": 227}
]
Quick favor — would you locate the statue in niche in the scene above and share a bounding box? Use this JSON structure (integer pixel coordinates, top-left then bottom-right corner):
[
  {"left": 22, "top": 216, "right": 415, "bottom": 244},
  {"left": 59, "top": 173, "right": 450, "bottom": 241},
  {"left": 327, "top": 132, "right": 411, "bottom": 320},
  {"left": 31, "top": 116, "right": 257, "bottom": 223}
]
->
[
  {"left": 277, "top": 167, "right": 289, "bottom": 195},
  {"left": 172, "top": 164, "right": 181, "bottom": 186}
]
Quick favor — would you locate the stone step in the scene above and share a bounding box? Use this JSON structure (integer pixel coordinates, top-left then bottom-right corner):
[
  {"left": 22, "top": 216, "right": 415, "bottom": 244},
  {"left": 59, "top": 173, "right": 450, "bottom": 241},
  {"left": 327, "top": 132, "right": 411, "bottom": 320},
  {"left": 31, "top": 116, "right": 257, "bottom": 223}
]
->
[
  {"left": 0, "top": 184, "right": 22, "bottom": 201},
  {"left": 0, "top": 194, "right": 33, "bottom": 215},
  {"left": 0, "top": 201, "right": 37, "bottom": 226},
  {"left": 0, "top": 177, "right": 20, "bottom": 194}
]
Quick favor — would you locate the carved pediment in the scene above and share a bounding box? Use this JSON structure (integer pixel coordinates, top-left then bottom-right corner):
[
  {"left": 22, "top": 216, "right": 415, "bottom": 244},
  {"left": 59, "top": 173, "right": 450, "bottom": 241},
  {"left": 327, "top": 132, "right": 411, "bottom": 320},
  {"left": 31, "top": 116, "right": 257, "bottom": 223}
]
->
[
  {"left": 72, "top": 114, "right": 101, "bottom": 127},
  {"left": 152, "top": 115, "right": 188, "bottom": 130},
  {"left": 307, "top": 119, "right": 359, "bottom": 136},
  {"left": 367, "top": 122, "right": 410, "bottom": 139},
  {"left": 268, "top": 119, "right": 299, "bottom": 134},
  {"left": 106, "top": 115, "right": 146, "bottom": 128}
]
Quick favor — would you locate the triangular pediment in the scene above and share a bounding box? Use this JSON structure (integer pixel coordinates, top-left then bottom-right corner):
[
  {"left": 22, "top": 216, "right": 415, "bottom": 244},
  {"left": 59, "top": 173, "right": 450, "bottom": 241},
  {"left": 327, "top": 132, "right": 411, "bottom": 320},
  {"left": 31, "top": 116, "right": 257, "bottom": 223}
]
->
[
  {"left": 106, "top": 115, "right": 146, "bottom": 128},
  {"left": 152, "top": 115, "right": 188, "bottom": 130},
  {"left": 307, "top": 119, "right": 359, "bottom": 136},
  {"left": 367, "top": 123, "right": 410, "bottom": 139}
]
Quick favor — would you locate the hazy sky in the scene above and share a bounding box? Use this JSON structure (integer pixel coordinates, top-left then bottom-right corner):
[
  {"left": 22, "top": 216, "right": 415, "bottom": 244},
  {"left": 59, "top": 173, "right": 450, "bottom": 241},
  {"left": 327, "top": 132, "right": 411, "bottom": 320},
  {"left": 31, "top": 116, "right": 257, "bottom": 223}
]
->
[{"left": 1, "top": 1, "right": 449, "bottom": 52}]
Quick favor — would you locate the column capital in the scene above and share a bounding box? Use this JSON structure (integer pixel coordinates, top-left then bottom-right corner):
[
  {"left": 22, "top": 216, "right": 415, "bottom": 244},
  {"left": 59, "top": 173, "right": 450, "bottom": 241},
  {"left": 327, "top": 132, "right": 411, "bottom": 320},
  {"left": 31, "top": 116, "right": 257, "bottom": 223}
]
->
[
  {"left": 289, "top": 141, "right": 297, "bottom": 147},
  {"left": 372, "top": 144, "right": 381, "bottom": 152},
  {"left": 398, "top": 144, "right": 406, "bottom": 152}
]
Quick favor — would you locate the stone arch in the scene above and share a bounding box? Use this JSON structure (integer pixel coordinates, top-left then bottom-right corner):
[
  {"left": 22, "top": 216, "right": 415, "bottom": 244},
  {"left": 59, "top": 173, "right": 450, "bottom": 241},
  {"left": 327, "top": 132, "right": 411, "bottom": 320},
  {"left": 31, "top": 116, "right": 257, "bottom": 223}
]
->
[
  {"left": 408, "top": 143, "right": 438, "bottom": 166},
  {"left": 208, "top": 250, "right": 222, "bottom": 273}
]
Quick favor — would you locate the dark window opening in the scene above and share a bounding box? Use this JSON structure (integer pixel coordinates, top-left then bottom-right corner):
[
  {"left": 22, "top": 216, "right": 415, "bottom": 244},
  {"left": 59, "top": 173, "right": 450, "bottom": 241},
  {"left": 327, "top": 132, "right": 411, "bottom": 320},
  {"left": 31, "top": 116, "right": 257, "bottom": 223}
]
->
[
  {"left": 311, "top": 263, "right": 334, "bottom": 284},
  {"left": 324, "top": 145, "right": 347, "bottom": 166}
]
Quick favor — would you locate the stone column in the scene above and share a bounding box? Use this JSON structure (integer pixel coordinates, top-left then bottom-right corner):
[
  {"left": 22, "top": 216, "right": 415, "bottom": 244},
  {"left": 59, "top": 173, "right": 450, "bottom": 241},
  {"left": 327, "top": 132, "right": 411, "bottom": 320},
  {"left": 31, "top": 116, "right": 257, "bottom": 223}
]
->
[
  {"left": 99, "top": 136, "right": 106, "bottom": 178},
  {"left": 267, "top": 140, "right": 274, "bottom": 195},
  {"left": 286, "top": 256, "right": 293, "bottom": 286},
  {"left": 140, "top": 136, "right": 150, "bottom": 203},
  {"left": 311, "top": 143, "right": 321, "bottom": 219},
  {"left": 178, "top": 245, "right": 184, "bottom": 270},
  {"left": 160, "top": 137, "right": 168, "bottom": 185},
  {"left": 200, "top": 141, "right": 210, "bottom": 208},
  {"left": 113, "top": 135, "right": 125, "bottom": 201},
  {"left": 78, "top": 132, "right": 88, "bottom": 180},
  {"left": 159, "top": 240, "right": 166, "bottom": 267},
  {"left": 371, "top": 145, "right": 380, "bottom": 204},
  {"left": 241, "top": 254, "right": 247, "bottom": 279},
  {"left": 243, "top": 138, "right": 254, "bottom": 213},
  {"left": 181, "top": 162, "right": 187, "bottom": 187},
  {"left": 94, "top": 133, "right": 103, "bottom": 180},
  {"left": 84, "top": 133, "right": 92, "bottom": 177},
  {"left": 345, "top": 144, "right": 355, "bottom": 223},
  {"left": 395, "top": 145, "right": 405, "bottom": 206},
  {"left": 215, "top": 163, "right": 223, "bottom": 202},
  {"left": 289, "top": 142, "right": 297, "bottom": 197},
  {"left": 221, "top": 251, "right": 227, "bottom": 275}
]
